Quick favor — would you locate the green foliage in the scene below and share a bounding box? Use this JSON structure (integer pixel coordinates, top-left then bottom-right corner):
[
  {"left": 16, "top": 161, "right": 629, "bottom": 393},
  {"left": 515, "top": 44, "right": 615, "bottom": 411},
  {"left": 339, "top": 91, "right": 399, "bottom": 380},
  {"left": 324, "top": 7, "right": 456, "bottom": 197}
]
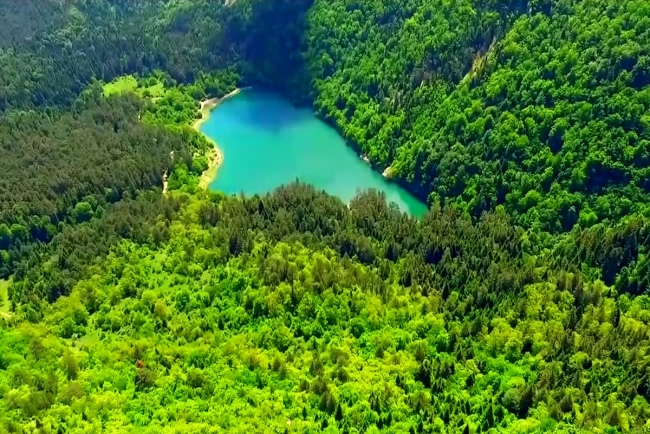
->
[
  {"left": 9, "top": 190, "right": 184, "bottom": 313},
  {"left": 133, "top": 69, "right": 238, "bottom": 193},
  {"left": 103, "top": 75, "right": 139, "bottom": 97},
  {"left": 0, "top": 0, "right": 66, "bottom": 48},
  {"left": 0, "top": 185, "right": 649, "bottom": 433},
  {"left": 3, "top": 0, "right": 650, "bottom": 232},
  {"left": 103, "top": 72, "right": 175, "bottom": 100},
  {"left": 72, "top": 202, "right": 94, "bottom": 224},
  {"left": 0, "top": 278, "right": 10, "bottom": 316},
  {"left": 0, "top": 0, "right": 242, "bottom": 111},
  {"left": 143, "top": 87, "right": 200, "bottom": 127},
  {"left": 296, "top": 0, "right": 650, "bottom": 231},
  {"left": 0, "top": 1, "right": 650, "bottom": 433},
  {"left": 0, "top": 93, "right": 191, "bottom": 277}
]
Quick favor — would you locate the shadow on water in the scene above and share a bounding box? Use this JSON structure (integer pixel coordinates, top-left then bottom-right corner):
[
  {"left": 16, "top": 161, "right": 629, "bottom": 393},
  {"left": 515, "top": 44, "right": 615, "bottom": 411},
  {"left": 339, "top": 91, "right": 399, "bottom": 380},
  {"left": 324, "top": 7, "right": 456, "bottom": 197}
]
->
[{"left": 227, "top": 90, "right": 313, "bottom": 134}]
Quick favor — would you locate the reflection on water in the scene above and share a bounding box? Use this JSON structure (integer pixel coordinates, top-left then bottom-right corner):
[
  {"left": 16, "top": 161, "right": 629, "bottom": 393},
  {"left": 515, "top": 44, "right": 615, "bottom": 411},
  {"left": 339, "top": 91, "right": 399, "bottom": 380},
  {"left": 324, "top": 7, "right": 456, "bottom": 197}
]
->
[{"left": 200, "top": 89, "right": 428, "bottom": 217}]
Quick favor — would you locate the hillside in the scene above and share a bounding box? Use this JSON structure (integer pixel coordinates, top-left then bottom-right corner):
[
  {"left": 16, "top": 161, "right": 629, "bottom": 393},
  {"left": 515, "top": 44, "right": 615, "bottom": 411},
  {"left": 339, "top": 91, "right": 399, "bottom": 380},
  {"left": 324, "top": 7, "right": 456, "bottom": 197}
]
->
[
  {"left": 301, "top": 0, "right": 650, "bottom": 232},
  {"left": 0, "top": 0, "right": 66, "bottom": 48},
  {"left": 2, "top": 0, "right": 648, "bottom": 231},
  {"left": 2, "top": 186, "right": 650, "bottom": 433},
  {"left": 0, "top": 0, "right": 648, "bottom": 433}
]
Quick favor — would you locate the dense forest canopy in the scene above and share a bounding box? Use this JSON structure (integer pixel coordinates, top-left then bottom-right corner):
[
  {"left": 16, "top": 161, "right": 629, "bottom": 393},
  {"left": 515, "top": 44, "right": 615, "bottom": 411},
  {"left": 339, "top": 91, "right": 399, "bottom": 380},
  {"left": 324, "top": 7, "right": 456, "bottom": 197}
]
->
[
  {"left": 0, "top": 0, "right": 649, "bottom": 433},
  {"left": 0, "top": 91, "right": 207, "bottom": 278},
  {"left": 302, "top": 0, "right": 650, "bottom": 232},
  {"left": 0, "top": 0, "right": 242, "bottom": 111},
  {"left": 2, "top": 186, "right": 650, "bottom": 433},
  {"left": 0, "top": 0, "right": 66, "bottom": 48}
]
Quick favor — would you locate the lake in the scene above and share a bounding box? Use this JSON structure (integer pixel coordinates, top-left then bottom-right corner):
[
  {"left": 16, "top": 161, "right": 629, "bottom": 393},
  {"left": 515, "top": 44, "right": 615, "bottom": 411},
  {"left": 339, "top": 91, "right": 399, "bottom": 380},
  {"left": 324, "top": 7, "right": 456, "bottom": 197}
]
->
[{"left": 200, "top": 89, "right": 428, "bottom": 217}]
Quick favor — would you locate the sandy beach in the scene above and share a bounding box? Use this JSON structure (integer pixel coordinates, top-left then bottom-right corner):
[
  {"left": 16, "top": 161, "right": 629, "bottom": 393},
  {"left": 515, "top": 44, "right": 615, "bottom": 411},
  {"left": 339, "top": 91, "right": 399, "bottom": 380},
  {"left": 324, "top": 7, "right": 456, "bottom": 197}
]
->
[{"left": 195, "top": 88, "right": 245, "bottom": 189}]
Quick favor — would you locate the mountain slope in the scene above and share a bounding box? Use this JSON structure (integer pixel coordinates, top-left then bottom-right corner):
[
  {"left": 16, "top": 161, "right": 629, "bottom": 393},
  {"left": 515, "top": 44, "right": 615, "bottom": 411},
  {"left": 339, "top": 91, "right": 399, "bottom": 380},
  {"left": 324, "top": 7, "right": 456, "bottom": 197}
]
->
[{"left": 1, "top": 186, "right": 649, "bottom": 433}]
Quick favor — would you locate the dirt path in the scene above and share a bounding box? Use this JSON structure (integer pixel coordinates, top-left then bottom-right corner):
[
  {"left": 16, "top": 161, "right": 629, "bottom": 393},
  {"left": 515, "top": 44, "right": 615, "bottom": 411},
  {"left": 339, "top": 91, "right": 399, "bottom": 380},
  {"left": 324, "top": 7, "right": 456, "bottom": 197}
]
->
[{"left": 162, "top": 151, "right": 174, "bottom": 194}]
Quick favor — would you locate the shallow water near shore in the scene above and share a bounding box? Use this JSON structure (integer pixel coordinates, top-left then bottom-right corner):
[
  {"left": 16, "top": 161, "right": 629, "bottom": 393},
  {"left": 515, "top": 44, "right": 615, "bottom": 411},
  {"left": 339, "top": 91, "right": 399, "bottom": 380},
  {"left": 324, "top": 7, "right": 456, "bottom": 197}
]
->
[{"left": 200, "top": 89, "right": 427, "bottom": 217}]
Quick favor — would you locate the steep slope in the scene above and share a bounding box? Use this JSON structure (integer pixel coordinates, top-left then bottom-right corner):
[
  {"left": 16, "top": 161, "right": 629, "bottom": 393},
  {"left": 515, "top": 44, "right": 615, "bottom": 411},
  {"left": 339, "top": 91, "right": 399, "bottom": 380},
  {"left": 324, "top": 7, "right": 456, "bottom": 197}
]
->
[
  {"left": 300, "top": 0, "right": 650, "bottom": 231},
  {"left": 0, "top": 0, "right": 241, "bottom": 111},
  {"left": 304, "top": 0, "right": 528, "bottom": 163},
  {"left": 0, "top": 0, "right": 66, "bottom": 48},
  {"left": 395, "top": 0, "right": 650, "bottom": 231},
  {"left": 2, "top": 0, "right": 649, "bottom": 234}
]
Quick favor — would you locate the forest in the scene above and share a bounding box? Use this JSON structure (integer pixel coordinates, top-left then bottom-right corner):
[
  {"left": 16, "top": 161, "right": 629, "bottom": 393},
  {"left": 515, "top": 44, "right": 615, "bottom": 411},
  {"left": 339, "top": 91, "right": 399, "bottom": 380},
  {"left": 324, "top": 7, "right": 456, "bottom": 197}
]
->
[
  {"left": 0, "top": 0, "right": 649, "bottom": 433},
  {"left": 0, "top": 89, "right": 212, "bottom": 279},
  {"left": 2, "top": 0, "right": 649, "bottom": 231}
]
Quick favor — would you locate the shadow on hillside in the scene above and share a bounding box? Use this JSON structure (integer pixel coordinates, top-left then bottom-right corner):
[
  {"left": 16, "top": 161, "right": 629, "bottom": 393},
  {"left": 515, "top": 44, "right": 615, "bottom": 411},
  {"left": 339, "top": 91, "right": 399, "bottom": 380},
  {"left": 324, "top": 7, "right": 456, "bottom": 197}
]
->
[{"left": 227, "top": 0, "right": 315, "bottom": 105}]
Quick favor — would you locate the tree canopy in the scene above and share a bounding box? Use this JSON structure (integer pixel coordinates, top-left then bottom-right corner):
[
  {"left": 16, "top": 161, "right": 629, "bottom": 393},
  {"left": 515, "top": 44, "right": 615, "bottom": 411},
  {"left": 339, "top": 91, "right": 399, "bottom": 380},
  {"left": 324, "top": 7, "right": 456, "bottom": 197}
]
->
[{"left": 0, "top": 0, "right": 649, "bottom": 433}]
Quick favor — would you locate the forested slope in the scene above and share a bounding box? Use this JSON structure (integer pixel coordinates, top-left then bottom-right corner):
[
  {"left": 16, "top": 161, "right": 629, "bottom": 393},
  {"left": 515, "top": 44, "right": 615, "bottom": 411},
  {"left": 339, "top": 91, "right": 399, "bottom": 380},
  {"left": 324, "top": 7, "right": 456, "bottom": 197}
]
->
[
  {"left": 2, "top": 186, "right": 650, "bottom": 433},
  {"left": 0, "top": 0, "right": 241, "bottom": 111},
  {"left": 0, "top": 0, "right": 66, "bottom": 48},
  {"left": 393, "top": 0, "right": 650, "bottom": 230},
  {"left": 304, "top": 0, "right": 529, "bottom": 162},
  {"left": 0, "top": 1, "right": 649, "bottom": 433},
  {"left": 0, "top": 92, "right": 202, "bottom": 278},
  {"left": 2, "top": 0, "right": 649, "bottom": 234},
  {"left": 303, "top": 0, "right": 650, "bottom": 231}
]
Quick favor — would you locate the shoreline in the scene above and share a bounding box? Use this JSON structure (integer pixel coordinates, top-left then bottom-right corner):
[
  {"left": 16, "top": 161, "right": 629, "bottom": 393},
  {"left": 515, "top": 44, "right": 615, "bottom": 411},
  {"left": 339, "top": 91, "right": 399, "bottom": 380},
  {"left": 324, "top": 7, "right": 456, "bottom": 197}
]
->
[
  {"left": 319, "top": 115, "right": 429, "bottom": 205},
  {"left": 194, "top": 88, "right": 247, "bottom": 189},
  {"left": 191, "top": 88, "right": 423, "bottom": 208}
]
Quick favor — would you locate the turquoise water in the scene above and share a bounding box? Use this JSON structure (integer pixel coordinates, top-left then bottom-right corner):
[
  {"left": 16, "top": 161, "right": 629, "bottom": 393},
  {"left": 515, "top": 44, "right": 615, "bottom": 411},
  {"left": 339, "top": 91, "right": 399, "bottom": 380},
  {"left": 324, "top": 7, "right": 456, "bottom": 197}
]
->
[{"left": 201, "top": 89, "right": 428, "bottom": 217}]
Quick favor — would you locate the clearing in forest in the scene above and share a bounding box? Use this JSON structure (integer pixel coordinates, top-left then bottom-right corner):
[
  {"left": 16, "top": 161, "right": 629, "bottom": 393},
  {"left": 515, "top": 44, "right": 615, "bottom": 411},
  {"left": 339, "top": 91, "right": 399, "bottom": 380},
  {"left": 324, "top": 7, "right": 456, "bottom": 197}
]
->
[
  {"left": 103, "top": 74, "right": 167, "bottom": 99},
  {"left": 103, "top": 74, "right": 138, "bottom": 96}
]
